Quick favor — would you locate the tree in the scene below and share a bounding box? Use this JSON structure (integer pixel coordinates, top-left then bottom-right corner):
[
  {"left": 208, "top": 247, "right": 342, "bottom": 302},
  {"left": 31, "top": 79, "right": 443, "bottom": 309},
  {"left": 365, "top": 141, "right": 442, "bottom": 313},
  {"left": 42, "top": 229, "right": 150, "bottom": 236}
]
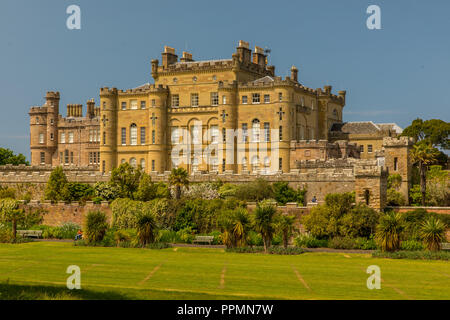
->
[
  {"left": 420, "top": 216, "right": 445, "bottom": 251},
  {"left": 44, "top": 167, "right": 68, "bottom": 202},
  {"left": 276, "top": 215, "right": 296, "bottom": 248},
  {"left": 136, "top": 212, "right": 158, "bottom": 246},
  {"left": 401, "top": 118, "right": 450, "bottom": 150},
  {"left": 84, "top": 210, "right": 108, "bottom": 244},
  {"left": 110, "top": 163, "right": 142, "bottom": 199},
  {"left": 0, "top": 198, "right": 24, "bottom": 240},
  {"left": 0, "top": 148, "right": 29, "bottom": 165},
  {"left": 273, "top": 182, "right": 306, "bottom": 206},
  {"left": 134, "top": 173, "right": 156, "bottom": 201},
  {"left": 375, "top": 211, "right": 404, "bottom": 252},
  {"left": 232, "top": 207, "right": 251, "bottom": 248},
  {"left": 253, "top": 200, "right": 278, "bottom": 253},
  {"left": 410, "top": 141, "right": 440, "bottom": 206},
  {"left": 168, "top": 168, "right": 189, "bottom": 200}
]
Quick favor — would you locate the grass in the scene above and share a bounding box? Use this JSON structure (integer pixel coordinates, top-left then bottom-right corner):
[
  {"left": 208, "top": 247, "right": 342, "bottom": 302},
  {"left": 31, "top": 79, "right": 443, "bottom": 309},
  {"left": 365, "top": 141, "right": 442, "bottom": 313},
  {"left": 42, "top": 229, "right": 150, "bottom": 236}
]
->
[{"left": 0, "top": 242, "right": 449, "bottom": 300}]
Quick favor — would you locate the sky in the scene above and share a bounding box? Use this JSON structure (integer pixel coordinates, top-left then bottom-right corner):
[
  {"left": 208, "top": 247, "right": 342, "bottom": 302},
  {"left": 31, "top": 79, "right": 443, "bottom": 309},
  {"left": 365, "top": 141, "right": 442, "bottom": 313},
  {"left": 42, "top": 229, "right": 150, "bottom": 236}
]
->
[{"left": 0, "top": 0, "right": 449, "bottom": 159}]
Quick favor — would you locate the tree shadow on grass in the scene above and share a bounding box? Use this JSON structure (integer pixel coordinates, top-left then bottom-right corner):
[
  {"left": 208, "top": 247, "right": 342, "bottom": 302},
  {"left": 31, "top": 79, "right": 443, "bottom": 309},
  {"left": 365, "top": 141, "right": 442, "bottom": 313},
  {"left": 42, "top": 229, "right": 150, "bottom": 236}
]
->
[{"left": 0, "top": 282, "right": 130, "bottom": 300}]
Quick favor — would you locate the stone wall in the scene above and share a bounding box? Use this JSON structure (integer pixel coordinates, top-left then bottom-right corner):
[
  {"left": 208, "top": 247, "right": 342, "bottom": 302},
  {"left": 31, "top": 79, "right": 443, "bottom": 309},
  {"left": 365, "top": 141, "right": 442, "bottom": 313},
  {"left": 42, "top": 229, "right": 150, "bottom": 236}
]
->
[
  {"left": 388, "top": 206, "right": 450, "bottom": 215},
  {"left": 0, "top": 158, "right": 388, "bottom": 210},
  {"left": 21, "top": 201, "right": 112, "bottom": 227}
]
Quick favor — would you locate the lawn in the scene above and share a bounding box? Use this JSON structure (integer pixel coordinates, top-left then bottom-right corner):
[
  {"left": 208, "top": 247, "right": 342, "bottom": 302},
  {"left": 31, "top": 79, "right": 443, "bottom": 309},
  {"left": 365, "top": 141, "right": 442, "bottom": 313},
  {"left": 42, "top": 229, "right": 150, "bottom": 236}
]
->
[{"left": 0, "top": 242, "right": 448, "bottom": 300}]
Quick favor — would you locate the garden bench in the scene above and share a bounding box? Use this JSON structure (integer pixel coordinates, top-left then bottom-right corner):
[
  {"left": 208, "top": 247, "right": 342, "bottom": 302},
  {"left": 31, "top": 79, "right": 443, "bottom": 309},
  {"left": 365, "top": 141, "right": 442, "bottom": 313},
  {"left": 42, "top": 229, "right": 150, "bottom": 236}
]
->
[
  {"left": 17, "top": 230, "right": 43, "bottom": 239},
  {"left": 441, "top": 243, "right": 450, "bottom": 251},
  {"left": 193, "top": 236, "right": 214, "bottom": 245}
]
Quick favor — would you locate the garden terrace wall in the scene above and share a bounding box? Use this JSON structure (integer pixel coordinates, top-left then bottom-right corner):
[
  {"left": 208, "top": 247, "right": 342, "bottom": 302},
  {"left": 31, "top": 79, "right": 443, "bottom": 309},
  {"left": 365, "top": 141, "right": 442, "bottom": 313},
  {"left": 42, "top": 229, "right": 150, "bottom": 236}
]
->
[
  {"left": 20, "top": 201, "right": 112, "bottom": 227},
  {"left": 388, "top": 206, "right": 450, "bottom": 215},
  {"left": 0, "top": 159, "right": 387, "bottom": 210}
]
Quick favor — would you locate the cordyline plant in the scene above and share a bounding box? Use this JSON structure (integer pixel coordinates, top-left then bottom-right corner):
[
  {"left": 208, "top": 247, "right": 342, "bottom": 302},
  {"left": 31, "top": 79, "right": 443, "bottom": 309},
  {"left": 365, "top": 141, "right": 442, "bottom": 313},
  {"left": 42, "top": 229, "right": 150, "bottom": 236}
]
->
[
  {"left": 420, "top": 217, "right": 445, "bottom": 251},
  {"left": 375, "top": 211, "right": 404, "bottom": 252},
  {"left": 0, "top": 198, "right": 24, "bottom": 240}
]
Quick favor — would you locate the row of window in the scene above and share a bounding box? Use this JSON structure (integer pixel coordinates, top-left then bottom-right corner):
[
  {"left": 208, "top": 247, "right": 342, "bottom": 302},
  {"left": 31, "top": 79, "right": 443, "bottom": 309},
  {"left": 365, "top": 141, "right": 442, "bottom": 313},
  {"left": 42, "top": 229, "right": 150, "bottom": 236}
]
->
[
  {"left": 121, "top": 158, "right": 155, "bottom": 171},
  {"left": 89, "top": 152, "right": 100, "bottom": 165},
  {"left": 170, "top": 92, "right": 284, "bottom": 108},
  {"left": 121, "top": 125, "right": 155, "bottom": 145},
  {"left": 119, "top": 100, "right": 157, "bottom": 110},
  {"left": 360, "top": 144, "right": 373, "bottom": 153}
]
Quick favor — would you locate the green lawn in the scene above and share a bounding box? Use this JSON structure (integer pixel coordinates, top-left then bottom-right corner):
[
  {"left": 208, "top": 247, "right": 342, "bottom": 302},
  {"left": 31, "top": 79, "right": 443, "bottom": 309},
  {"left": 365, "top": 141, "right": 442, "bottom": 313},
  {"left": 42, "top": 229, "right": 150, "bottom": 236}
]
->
[{"left": 0, "top": 242, "right": 448, "bottom": 300}]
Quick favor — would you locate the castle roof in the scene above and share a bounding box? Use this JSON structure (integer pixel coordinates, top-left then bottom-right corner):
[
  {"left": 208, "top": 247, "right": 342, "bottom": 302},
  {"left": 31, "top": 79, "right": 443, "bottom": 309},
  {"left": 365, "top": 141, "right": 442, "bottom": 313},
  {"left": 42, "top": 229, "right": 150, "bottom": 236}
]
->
[{"left": 330, "top": 121, "right": 403, "bottom": 135}]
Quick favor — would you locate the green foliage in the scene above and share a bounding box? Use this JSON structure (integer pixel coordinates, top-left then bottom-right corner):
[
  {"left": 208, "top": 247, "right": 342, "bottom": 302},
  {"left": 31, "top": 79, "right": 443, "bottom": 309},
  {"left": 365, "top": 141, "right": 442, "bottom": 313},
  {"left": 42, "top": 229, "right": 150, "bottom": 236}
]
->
[
  {"left": 400, "top": 240, "right": 424, "bottom": 251},
  {"left": 110, "top": 198, "right": 170, "bottom": 230},
  {"left": 253, "top": 200, "right": 278, "bottom": 252},
  {"left": 425, "top": 165, "right": 449, "bottom": 206},
  {"left": 34, "top": 222, "right": 80, "bottom": 239},
  {"left": 387, "top": 188, "right": 406, "bottom": 206},
  {"left": 94, "top": 182, "right": 121, "bottom": 202},
  {"left": 84, "top": 210, "right": 108, "bottom": 244},
  {"left": 409, "top": 184, "right": 423, "bottom": 206},
  {"left": 173, "top": 199, "right": 224, "bottom": 233},
  {"left": 168, "top": 168, "right": 189, "bottom": 200},
  {"left": 110, "top": 163, "right": 142, "bottom": 199},
  {"left": 218, "top": 207, "right": 251, "bottom": 248},
  {"left": 302, "top": 193, "right": 377, "bottom": 240},
  {"left": 19, "top": 208, "right": 46, "bottom": 229},
  {"left": 134, "top": 173, "right": 156, "bottom": 201},
  {"left": 420, "top": 216, "right": 445, "bottom": 251},
  {"left": 218, "top": 183, "right": 239, "bottom": 199},
  {"left": 234, "top": 178, "right": 274, "bottom": 202},
  {"left": 0, "top": 198, "right": 24, "bottom": 239},
  {"left": 136, "top": 212, "right": 158, "bottom": 246},
  {"left": 273, "top": 182, "right": 306, "bottom": 206},
  {"left": 44, "top": 167, "right": 68, "bottom": 202},
  {"left": 0, "top": 148, "right": 28, "bottom": 165},
  {"left": 225, "top": 246, "right": 305, "bottom": 255},
  {"left": 0, "top": 186, "right": 16, "bottom": 199},
  {"left": 401, "top": 118, "right": 450, "bottom": 149},
  {"left": 113, "top": 229, "right": 136, "bottom": 245},
  {"left": 372, "top": 250, "right": 450, "bottom": 260},
  {"left": 61, "top": 182, "right": 94, "bottom": 203},
  {"left": 375, "top": 211, "right": 405, "bottom": 252},
  {"left": 327, "top": 236, "right": 377, "bottom": 250},
  {"left": 275, "top": 214, "right": 297, "bottom": 248},
  {"left": 387, "top": 174, "right": 402, "bottom": 190},
  {"left": 293, "top": 234, "right": 328, "bottom": 248}
]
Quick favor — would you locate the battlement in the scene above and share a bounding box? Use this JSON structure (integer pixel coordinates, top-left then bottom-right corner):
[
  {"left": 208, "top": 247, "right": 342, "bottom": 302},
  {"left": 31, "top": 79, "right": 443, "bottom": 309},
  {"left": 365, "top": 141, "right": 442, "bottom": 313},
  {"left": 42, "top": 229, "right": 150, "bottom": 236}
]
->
[
  {"left": 382, "top": 136, "right": 414, "bottom": 147},
  {"left": 117, "top": 84, "right": 169, "bottom": 95},
  {"left": 29, "top": 106, "right": 48, "bottom": 114},
  {"left": 99, "top": 87, "right": 118, "bottom": 96},
  {"left": 45, "top": 91, "right": 60, "bottom": 99}
]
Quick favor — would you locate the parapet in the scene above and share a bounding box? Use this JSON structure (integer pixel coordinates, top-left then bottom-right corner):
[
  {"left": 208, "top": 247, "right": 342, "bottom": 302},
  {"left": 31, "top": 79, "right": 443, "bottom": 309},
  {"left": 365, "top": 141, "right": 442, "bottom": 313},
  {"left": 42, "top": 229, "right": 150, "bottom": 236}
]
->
[
  {"left": 382, "top": 136, "right": 414, "bottom": 147},
  {"left": 46, "top": 91, "right": 60, "bottom": 99}
]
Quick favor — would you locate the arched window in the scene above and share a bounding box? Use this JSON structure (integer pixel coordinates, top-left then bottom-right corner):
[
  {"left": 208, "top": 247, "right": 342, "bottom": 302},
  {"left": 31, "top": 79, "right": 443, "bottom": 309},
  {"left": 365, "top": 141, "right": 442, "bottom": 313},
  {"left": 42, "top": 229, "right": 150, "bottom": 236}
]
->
[
  {"left": 263, "top": 156, "right": 271, "bottom": 173},
  {"left": 140, "top": 159, "right": 145, "bottom": 170},
  {"left": 251, "top": 155, "right": 259, "bottom": 173},
  {"left": 130, "top": 124, "right": 137, "bottom": 145},
  {"left": 130, "top": 157, "right": 137, "bottom": 168},
  {"left": 252, "top": 119, "right": 260, "bottom": 142}
]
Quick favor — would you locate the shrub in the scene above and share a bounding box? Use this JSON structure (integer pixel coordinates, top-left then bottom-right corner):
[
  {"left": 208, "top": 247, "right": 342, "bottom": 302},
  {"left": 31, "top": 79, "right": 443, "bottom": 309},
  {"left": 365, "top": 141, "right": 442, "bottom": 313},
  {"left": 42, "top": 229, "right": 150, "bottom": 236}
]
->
[
  {"left": 226, "top": 246, "right": 305, "bottom": 255},
  {"left": 61, "top": 182, "right": 94, "bottom": 203},
  {"left": 109, "top": 163, "right": 143, "bottom": 199},
  {"left": 158, "top": 229, "right": 179, "bottom": 243},
  {"left": 372, "top": 250, "right": 450, "bottom": 260},
  {"left": 401, "top": 240, "right": 424, "bottom": 251},
  {"left": 234, "top": 178, "right": 274, "bottom": 202},
  {"left": 94, "top": 182, "right": 121, "bottom": 202},
  {"left": 275, "top": 215, "right": 296, "bottom": 248},
  {"left": 354, "top": 236, "right": 377, "bottom": 250},
  {"left": 44, "top": 167, "right": 68, "bottom": 202},
  {"left": 176, "top": 227, "right": 195, "bottom": 244},
  {"left": 84, "top": 210, "right": 108, "bottom": 244},
  {"left": 111, "top": 198, "right": 169, "bottom": 230},
  {"left": 253, "top": 200, "right": 278, "bottom": 252},
  {"left": 182, "top": 183, "right": 220, "bottom": 200},
  {"left": 92, "top": 197, "right": 103, "bottom": 204},
  {"left": 273, "top": 182, "right": 306, "bottom": 206},
  {"left": 386, "top": 188, "right": 406, "bottom": 206},
  {"left": 294, "top": 234, "right": 328, "bottom": 248},
  {"left": 114, "top": 229, "right": 134, "bottom": 245},
  {"left": 146, "top": 242, "right": 171, "bottom": 249},
  {"left": 247, "top": 230, "right": 263, "bottom": 247},
  {"left": 420, "top": 216, "right": 445, "bottom": 251},
  {"left": 134, "top": 173, "right": 156, "bottom": 201},
  {"left": 136, "top": 212, "right": 158, "bottom": 246},
  {"left": 375, "top": 211, "right": 405, "bottom": 252},
  {"left": 0, "top": 187, "right": 16, "bottom": 199},
  {"left": 329, "top": 237, "right": 358, "bottom": 250},
  {"left": 218, "top": 207, "right": 251, "bottom": 248},
  {"left": 340, "top": 204, "right": 379, "bottom": 238}
]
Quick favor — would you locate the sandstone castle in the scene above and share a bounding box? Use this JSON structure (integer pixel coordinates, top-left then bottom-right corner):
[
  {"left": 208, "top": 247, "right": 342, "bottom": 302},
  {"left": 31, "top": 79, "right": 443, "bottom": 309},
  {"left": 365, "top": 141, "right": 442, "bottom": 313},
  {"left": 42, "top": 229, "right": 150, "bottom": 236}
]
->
[{"left": 26, "top": 40, "right": 413, "bottom": 209}]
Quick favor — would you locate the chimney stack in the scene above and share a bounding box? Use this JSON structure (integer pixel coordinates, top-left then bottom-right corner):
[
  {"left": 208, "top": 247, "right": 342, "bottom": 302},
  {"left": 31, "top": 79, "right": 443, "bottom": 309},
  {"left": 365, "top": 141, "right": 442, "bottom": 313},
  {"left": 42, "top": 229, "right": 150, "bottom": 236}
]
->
[
  {"left": 180, "top": 51, "right": 194, "bottom": 62},
  {"left": 87, "top": 99, "right": 95, "bottom": 118},
  {"left": 161, "top": 46, "right": 178, "bottom": 69},
  {"left": 252, "top": 46, "right": 267, "bottom": 68},
  {"left": 236, "top": 40, "right": 251, "bottom": 64},
  {"left": 291, "top": 66, "right": 298, "bottom": 82}
]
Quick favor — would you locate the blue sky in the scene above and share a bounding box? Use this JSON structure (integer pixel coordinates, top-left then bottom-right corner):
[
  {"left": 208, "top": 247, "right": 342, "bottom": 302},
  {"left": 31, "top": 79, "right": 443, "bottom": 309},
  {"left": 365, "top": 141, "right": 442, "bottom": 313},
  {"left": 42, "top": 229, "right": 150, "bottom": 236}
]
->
[{"left": 0, "top": 0, "right": 449, "bottom": 158}]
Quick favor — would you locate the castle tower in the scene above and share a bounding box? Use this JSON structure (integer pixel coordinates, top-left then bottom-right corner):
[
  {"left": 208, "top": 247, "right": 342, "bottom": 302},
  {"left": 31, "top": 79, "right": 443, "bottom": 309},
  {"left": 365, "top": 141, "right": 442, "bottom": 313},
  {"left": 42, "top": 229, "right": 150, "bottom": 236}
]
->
[
  {"left": 218, "top": 82, "right": 238, "bottom": 173},
  {"left": 99, "top": 88, "right": 118, "bottom": 173},
  {"left": 277, "top": 86, "right": 292, "bottom": 173},
  {"left": 29, "top": 92, "right": 60, "bottom": 166},
  {"left": 148, "top": 86, "right": 169, "bottom": 173}
]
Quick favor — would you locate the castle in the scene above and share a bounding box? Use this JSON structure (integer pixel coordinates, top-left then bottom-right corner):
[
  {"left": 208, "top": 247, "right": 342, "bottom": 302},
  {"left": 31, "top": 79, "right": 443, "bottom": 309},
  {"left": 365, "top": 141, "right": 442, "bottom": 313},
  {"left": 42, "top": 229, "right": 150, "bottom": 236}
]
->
[{"left": 27, "top": 41, "right": 413, "bottom": 208}]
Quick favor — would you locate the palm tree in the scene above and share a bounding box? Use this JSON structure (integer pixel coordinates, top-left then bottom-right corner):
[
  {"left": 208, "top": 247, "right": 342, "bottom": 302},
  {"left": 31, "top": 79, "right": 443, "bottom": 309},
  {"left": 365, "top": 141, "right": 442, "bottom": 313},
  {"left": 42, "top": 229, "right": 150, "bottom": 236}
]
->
[
  {"left": 253, "top": 201, "right": 278, "bottom": 253},
  {"left": 410, "top": 142, "right": 440, "bottom": 206},
  {"left": 168, "top": 168, "right": 189, "bottom": 200},
  {"left": 0, "top": 198, "right": 24, "bottom": 240},
  {"left": 276, "top": 215, "right": 296, "bottom": 248},
  {"left": 136, "top": 212, "right": 158, "bottom": 246},
  {"left": 420, "top": 216, "right": 445, "bottom": 251},
  {"left": 375, "top": 211, "right": 404, "bottom": 252},
  {"left": 232, "top": 208, "right": 251, "bottom": 248}
]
